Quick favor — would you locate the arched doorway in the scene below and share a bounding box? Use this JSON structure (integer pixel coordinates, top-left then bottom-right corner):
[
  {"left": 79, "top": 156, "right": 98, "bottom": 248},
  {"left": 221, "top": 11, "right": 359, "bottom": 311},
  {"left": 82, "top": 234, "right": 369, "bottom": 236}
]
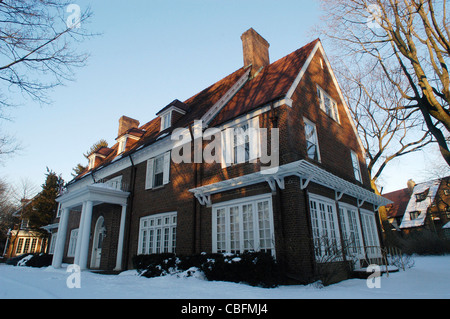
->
[{"left": 90, "top": 216, "right": 106, "bottom": 269}]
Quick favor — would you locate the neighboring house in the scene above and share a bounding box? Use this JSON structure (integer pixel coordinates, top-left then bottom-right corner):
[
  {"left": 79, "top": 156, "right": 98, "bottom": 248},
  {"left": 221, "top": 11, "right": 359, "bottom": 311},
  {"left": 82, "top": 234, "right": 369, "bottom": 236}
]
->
[
  {"left": 384, "top": 177, "right": 450, "bottom": 238},
  {"left": 48, "top": 28, "right": 390, "bottom": 283},
  {"left": 2, "top": 200, "right": 48, "bottom": 258},
  {"left": 383, "top": 188, "right": 411, "bottom": 230}
]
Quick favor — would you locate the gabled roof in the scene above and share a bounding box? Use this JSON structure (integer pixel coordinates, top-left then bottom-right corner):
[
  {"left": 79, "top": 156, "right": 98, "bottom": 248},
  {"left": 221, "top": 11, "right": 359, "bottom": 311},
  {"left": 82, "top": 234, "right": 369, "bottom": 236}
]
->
[
  {"left": 71, "top": 38, "right": 323, "bottom": 182},
  {"left": 383, "top": 188, "right": 411, "bottom": 219},
  {"left": 210, "top": 39, "right": 319, "bottom": 126},
  {"left": 400, "top": 180, "right": 441, "bottom": 229}
]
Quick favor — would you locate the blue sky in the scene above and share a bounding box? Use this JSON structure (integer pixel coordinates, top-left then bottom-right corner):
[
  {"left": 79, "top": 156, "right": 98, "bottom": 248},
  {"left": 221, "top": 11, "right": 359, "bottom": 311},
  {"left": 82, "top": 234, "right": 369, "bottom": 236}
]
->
[{"left": 0, "top": 0, "right": 444, "bottom": 195}]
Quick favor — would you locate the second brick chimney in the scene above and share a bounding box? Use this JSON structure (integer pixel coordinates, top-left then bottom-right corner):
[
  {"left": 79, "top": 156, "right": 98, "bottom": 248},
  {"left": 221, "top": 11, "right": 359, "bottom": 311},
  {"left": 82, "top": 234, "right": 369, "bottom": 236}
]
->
[
  {"left": 241, "top": 28, "right": 270, "bottom": 78},
  {"left": 118, "top": 116, "right": 140, "bottom": 137}
]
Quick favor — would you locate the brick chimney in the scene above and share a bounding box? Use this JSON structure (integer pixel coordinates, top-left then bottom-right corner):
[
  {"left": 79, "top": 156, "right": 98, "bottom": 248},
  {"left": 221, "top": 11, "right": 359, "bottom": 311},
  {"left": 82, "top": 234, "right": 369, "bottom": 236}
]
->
[
  {"left": 241, "top": 28, "right": 270, "bottom": 77},
  {"left": 118, "top": 116, "right": 140, "bottom": 137}
]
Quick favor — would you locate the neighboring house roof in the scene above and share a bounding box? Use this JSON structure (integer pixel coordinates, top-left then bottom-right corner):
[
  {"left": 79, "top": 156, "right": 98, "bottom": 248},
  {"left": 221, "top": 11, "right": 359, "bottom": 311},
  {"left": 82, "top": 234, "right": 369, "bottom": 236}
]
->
[
  {"left": 383, "top": 188, "right": 411, "bottom": 219},
  {"left": 72, "top": 38, "right": 320, "bottom": 183},
  {"left": 400, "top": 179, "right": 441, "bottom": 229}
]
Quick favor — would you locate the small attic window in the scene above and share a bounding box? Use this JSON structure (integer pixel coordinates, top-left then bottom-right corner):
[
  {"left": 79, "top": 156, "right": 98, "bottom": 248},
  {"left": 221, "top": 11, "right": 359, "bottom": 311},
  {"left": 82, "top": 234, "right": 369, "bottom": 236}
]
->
[
  {"left": 117, "top": 136, "right": 127, "bottom": 154},
  {"left": 161, "top": 111, "right": 171, "bottom": 131},
  {"left": 410, "top": 211, "right": 420, "bottom": 220},
  {"left": 415, "top": 188, "right": 429, "bottom": 202},
  {"left": 88, "top": 155, "right": 95, "bottom": 170}
]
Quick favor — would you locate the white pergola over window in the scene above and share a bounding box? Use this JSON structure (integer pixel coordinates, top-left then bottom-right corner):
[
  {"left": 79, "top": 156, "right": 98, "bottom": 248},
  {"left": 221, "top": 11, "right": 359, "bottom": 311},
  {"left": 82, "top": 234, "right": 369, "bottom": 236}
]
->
[{"left": 189, "top": 160, "right": 391, "bottom": 209}]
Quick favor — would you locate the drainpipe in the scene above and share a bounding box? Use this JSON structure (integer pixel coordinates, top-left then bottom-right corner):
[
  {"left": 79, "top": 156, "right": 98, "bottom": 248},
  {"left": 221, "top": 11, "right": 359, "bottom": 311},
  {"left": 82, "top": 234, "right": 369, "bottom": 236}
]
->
[
  {"left": 123, "top": 154, "right": 137, "bottom": 270},
  {"left": 188, "top": 123, "right": 199, "bottom": 255}
]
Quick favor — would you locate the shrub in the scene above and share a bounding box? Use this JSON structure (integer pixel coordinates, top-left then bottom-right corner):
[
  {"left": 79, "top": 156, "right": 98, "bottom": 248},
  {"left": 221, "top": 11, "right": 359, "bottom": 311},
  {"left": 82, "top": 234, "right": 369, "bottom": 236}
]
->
[
  {"left": 401, "top": 230, "right": 450, "bottom": 255},
  {"left": 133, "top": 251, "right": 281, "bottom": 288},
  {"left": 6, "top": 253, "right": 53, "bottom": 267},
  {"left": 132, "top": 253, "right": 177, "bottom": 277}
]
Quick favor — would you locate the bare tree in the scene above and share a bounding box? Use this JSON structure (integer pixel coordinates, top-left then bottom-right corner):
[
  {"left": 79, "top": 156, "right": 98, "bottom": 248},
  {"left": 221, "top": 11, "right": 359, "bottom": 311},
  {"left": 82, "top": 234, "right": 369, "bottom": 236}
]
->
[
  {"left": 11, "top": 177, "right": 39, "bottom": 205},
  {"left": 317, "top": 0, "right": 450, "bottom": 166},
  {"left": 336, "top": 62, "right": 434, "bottom": 194},
  {"left": 0, "top": 0, "right": 94, "bottom": 158}
]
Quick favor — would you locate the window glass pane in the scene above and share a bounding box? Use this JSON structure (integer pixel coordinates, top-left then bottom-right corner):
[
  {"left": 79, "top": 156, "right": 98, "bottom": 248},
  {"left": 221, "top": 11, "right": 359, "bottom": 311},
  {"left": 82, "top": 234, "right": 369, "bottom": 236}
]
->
[
  {"left": 305, "top": 122, "right": 319, "bottom": 161},
  {"left": 351, "top": 151, "right": 362, "bottom": 182},
  {"left": 242, "top": 204, "right": 254, "bottom": 250},
  {"left": 229, "top": 206, "right": 240, "bottom": 252},
  {"left": 153, "top": 156, "right": 164, "bottom": 187}
]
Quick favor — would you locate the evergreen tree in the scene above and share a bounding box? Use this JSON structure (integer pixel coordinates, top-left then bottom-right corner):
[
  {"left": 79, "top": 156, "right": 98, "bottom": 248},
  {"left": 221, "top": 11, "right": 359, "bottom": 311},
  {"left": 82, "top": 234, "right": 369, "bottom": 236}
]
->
[{"left": 24, "top": 168, "right": 64, "bottom": 231}]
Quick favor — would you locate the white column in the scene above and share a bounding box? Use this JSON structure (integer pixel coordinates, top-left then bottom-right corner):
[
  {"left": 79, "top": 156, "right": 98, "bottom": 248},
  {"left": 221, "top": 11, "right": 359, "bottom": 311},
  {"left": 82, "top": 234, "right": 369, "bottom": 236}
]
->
[
  {"left": 73, "top": 202, "right": 86, "bottom": 266},
  {"left": 114, "top": 204, "right": 127, "bottom": 271},
  {"left": 51, "top": 207, "right": 70, "bottom": 268},
  {"left": 78, "top": 200, "right": 93, "bottom": 270}
]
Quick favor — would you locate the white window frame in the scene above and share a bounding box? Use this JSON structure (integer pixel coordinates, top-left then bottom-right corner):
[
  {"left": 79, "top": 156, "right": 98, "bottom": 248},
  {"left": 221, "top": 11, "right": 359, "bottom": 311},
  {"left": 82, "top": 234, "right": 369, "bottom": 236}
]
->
[
  {"left": 338, "top": 203, "right": 365, "bottom": 259},
  {"left": 308, "top": 194, "right": 342, "bottom": 261},
  {"left": 304, "top": 117, "right": 321, "bottom": 162},
  {"left": 16, "top": 238, "right": 24, "bottom": 254},
  {"left": 138, "top": 212, "right": 177, "bottom": 255},
  {"left": 56, "top": 203, "right": 61, "bottom": 218},
  {"left": 67, "top": 228, "right": 79, "bottom": 257},
  {"left": 145, "top": 151, "right": 171, "bottom": 190},
  {"left": 351, "top": 151, "right": 362, "bottom": 182},
  {"left": 49, "top": 232, "right": 57, "bottom": 255},
  {"left": 117, "top": 136, "right": 127, "bottom": 154},
  {"left": 88, "top": 155, "right": 95, "bottom": 170},
  {"left": 360, "top": 209, "right": 381, "bottom": 258},
  {"left": 212, "top": 194, "right": 275, "bottom": 256},
  {"left": 221, "top": 116, "right": 260, "bottom": 168},
  {"left": 160, "top": 111, "right": 172, "bottom": 131},
  {"left": 316, "top": 85, "right": 340, "bottom": 123}
]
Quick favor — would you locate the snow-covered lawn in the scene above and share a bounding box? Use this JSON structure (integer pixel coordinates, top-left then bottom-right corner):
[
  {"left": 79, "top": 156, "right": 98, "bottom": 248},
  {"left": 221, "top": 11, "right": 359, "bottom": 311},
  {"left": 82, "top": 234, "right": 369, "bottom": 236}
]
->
[{"left": 0, "top": 255, "right": 449, "bottom": 299}]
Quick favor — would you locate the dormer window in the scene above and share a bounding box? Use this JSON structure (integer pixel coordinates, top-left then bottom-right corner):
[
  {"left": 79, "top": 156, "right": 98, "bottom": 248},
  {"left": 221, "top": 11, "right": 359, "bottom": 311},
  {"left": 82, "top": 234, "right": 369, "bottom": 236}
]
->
[
  {"left": 116, "top": 131, "right": 142, "bottom": 156},
  {"left": 415, "top": 188, "right": 429, "bottom": 202},
  {"left": 88, "top": 155, "right": 96, "bottom": 170},
  {"left": 156, "top": 99, "right": 189, "bottom": 132},
  {"left": 161, "top": 111, "right": 172, "bottom": 131},
  {"left": 87, "top": 147, "right": 113, "bottom": 170},
  {"left": 117, "top": 136, "right": 127, "bottom": 154}
]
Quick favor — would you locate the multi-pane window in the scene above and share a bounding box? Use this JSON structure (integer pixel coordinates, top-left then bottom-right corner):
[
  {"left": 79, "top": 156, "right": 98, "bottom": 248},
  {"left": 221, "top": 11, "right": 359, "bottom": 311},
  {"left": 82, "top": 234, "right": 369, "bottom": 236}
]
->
[
  {"left": 360, "top": 210, "right": 381, "bottom": 258},
  {"left": 233, "top": 123, "right": 250, "bottom": 164},
  {"left": 145, "top": 152, "right": 170, "bottom": 190},
  {"left": 49, "top": 232, "right": 57, "bottom": 254},
  {"left": 16, "top": 238, "right": 24, "bottom": 254},
  {"left": 351, "top": 151, "right": 362, "bottom": 182},
  {"left": 68, "top": 229, "right": 79, "bottom": 257},
  {"left": 221, "top": 117, "right": 260, "bottom": 168},
  {"left": 317, "top": 85, "right": 339, "bottom": 122},
  {"left": 304, "top": 118, "right": 320, "bottom": 161},
  {"left": 153, "top": 155, "right": 164, "bottom": 188},
  {"left": 138, "top": 212, "right": 177, "bottom": 255},
  {"left": 339, "top": 204, "right": 364, "bottom": 258},
  {"left": 212, "top": 195, "right": 274, "bottom": 255},
  {"left": 161, "top": 112, "right": 171, "bottom": 131},
  {"left": 309, "top": 194, "right": 342, "bottom": 261}
]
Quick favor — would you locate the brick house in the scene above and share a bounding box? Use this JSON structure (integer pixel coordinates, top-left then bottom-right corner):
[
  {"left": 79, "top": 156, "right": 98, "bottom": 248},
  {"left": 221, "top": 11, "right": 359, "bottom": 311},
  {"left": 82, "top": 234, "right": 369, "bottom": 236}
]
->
[
  {"left": 48, "top": 28, "right": 390, "bottom": 283},
  {"left": 3, "top": 199, "right": 48, "bottom": 259},
  {"left": 384, "top": 177, "right": 450, "bottom": 238}
]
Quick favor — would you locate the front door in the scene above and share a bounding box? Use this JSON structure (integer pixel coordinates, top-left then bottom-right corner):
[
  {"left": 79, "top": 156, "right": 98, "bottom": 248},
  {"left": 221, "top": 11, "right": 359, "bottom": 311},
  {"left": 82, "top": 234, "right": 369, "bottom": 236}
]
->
[{"left": 91, "top": 216, "right": 105, "bottom": 269}]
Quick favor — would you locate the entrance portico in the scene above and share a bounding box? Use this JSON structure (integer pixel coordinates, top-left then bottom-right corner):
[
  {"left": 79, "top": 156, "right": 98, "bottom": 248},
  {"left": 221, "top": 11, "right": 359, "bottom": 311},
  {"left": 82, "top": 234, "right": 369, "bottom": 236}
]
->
[{"left": 52, "top": 183, "right": 130, "bottom": 271}]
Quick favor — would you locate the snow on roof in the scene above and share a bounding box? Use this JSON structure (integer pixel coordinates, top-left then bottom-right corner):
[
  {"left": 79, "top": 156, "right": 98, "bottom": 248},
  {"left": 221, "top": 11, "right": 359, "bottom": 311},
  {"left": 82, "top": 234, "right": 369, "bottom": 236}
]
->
[{"left": 400, "top": 179, "right": 440, "bottom": 229}]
